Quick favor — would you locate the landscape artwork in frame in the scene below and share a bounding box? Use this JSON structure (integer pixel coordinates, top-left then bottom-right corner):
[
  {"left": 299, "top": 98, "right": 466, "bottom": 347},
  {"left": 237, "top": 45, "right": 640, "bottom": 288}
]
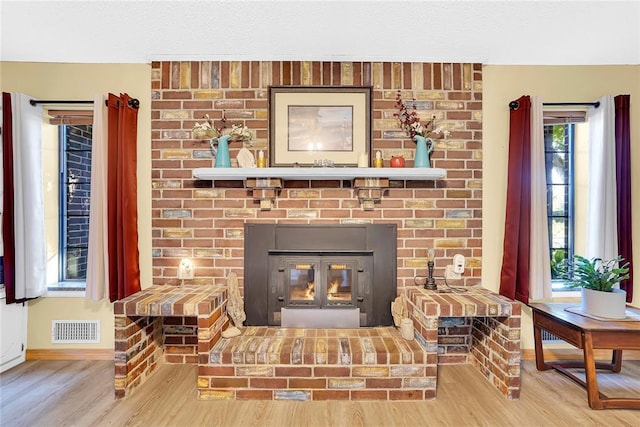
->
[{"left": 269, "top": 86, "right": 372, "bottom": 167}]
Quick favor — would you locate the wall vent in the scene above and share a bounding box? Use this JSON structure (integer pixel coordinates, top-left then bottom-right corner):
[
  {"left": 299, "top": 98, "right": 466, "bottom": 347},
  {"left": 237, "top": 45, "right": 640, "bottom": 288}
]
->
[
  {"left": 51, "top": 320, "right": 100, "bottom": 344},
  {"left": 541, "top": 330, "right": 561, "bottom": 342}
]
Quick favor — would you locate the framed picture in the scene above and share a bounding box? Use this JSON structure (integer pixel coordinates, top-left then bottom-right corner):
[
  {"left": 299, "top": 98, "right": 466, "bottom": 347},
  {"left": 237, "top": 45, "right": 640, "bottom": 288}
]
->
[{"left": 269, "top": 86, "right": 372, "bottom": 167}]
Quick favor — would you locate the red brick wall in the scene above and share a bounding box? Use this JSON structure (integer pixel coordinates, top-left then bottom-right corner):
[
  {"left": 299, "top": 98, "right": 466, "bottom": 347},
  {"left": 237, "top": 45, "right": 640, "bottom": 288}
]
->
[{"left": 150, "top": 61, "right": 483, "bottom": 292}]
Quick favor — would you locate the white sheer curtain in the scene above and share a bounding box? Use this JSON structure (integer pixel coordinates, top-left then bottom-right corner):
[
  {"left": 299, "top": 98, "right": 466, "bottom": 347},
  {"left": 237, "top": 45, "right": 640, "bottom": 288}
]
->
[
  {"left": 10, "top": 93, "right": 47, "bottom": 299},
  {"left": 586, "top": 96, "right": 618, "bottom": 262},
  {"left": 85, "top": 94, "right": 109, "bottom": 300},
  {"left": 529, "top": 96, "right": 552, "bottom": 300}
]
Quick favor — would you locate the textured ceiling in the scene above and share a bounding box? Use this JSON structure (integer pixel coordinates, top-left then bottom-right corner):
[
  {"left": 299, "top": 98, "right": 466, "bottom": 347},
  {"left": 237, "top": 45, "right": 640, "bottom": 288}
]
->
[{"left": 1, "top": 1, "right": 639, "bottom": 65}]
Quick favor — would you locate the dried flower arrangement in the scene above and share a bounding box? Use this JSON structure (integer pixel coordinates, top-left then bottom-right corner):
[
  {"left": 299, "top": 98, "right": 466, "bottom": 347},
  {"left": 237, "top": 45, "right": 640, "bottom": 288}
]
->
[
  {"left": 192, "top": 113, "right": 223, "bottom": 139},
  {"left": 394, "top": 91, "right": 449, "bottom": 139},
  {"left": 228, "top": 123, "right": 253, "bottom": 142},
  {"left": 192, "top": 111, "right": 253, "bottom": 142}
]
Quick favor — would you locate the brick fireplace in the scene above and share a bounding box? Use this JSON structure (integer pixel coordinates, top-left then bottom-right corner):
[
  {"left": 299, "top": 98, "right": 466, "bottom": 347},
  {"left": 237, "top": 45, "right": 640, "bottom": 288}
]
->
[
  {"left": 115, "top": 61, "right": 519, "bottom": 403},
  {"left": 150, "top": 60, "right": 483, "bottom": 294}
]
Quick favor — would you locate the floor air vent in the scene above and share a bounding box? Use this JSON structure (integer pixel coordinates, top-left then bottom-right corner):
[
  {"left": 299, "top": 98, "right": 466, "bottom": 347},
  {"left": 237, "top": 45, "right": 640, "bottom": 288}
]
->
[{"left": 51, "top": 320, "right": 100, "bottom": 344}]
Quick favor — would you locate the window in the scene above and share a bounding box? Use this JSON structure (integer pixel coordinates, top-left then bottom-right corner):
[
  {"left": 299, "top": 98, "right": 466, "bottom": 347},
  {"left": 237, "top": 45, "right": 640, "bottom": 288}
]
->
[
  {"left": 545, "top": 123, "right": 575, "bottom": 290},
  {"left": 55, "top": 124, "right": 93, "bottom": 289},
  {"left": 543, "top": 109, "right": 590, "bottom": 292}
]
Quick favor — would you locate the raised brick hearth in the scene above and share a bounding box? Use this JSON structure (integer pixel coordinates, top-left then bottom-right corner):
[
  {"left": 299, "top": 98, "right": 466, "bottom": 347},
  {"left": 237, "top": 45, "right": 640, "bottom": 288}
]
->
[
  {"left": 202, "top": 327, "right": 434, "bottom": 400},
  {"left": 114, "top": 284, "right": 520, "bottom": 401}
]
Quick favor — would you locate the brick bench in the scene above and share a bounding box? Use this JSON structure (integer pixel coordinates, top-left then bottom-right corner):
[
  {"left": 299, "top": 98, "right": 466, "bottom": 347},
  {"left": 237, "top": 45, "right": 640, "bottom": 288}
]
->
[
  {"left": 405, "top": 287, "right": 522, "bottom": 399},
  {"left": 113, "top": 285, "right": 227, "bottom": 398},
  {"left": 200, "top": 326, "right": 435, "bottom": 401}
]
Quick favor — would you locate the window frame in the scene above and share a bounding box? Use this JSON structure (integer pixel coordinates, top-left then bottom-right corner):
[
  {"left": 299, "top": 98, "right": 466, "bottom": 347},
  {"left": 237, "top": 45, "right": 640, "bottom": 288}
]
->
[
  {"left": 544, "top": 122, "right": 577, "bottom": 292},
  {"left": 52, "top": 124, "right": 92, "bottom": 290}
]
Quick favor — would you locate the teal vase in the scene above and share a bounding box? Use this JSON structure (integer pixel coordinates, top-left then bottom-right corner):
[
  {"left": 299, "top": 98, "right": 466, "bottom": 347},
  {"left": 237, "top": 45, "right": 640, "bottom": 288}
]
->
[
  {"left": 413, "top": 135, "right": 434, "bottom": 168},
  {"left": 214, "top": 135, "right": 231, "bottom": 168}
]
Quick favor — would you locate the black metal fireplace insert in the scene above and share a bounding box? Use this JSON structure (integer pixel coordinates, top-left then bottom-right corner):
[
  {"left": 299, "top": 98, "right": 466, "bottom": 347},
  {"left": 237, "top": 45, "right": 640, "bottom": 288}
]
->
[{"left": 243, "top": 223, "right": 397, "bottom": 327}]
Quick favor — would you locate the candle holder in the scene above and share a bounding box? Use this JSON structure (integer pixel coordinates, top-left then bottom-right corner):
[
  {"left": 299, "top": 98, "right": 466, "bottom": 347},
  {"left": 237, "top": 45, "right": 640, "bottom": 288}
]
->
[
  {"left": 425, "top": 260, "right": 437, "bottom": 290},
  {"left": 425, "top": 248, "right": 437, "bottom": 290}
]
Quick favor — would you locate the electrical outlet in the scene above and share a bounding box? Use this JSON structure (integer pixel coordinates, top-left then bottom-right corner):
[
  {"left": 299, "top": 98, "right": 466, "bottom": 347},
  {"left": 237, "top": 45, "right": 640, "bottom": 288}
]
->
[
  {"left": 445, "top": 254, "right": 465, "bottom": 280},
  {"left": 453, "top": 254, "right": 465, "bottom": 274},
  {"left": 445, "top": 264, "right": 461, "bottom": 280}
]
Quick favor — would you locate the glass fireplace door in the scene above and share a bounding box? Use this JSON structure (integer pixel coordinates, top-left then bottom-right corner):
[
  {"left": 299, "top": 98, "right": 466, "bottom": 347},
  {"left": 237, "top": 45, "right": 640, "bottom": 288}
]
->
[
  {"left": 324, "top": 263, "right": 353, "bottom": 305},
  {"left": 283, "top": 257, "right": 358, "bottom": 308},
  {"left": 286, "top": 261, "right": 319, "bottom": 306}
]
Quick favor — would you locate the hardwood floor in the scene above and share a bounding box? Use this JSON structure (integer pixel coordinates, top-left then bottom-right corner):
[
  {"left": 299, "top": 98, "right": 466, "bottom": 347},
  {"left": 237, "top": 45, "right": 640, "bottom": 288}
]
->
[{"left": 1, "top": 359, "right": 639, "bottom": 426}]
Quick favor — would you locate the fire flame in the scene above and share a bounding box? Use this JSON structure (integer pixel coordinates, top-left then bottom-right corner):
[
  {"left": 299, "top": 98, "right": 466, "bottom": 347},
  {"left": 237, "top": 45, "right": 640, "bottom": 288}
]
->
[
  {"left": 327, "top": 280, "right": 340, "bottom": 296},
  {"left": 305, "top": 282, "right": 315, "bottom": 299}
]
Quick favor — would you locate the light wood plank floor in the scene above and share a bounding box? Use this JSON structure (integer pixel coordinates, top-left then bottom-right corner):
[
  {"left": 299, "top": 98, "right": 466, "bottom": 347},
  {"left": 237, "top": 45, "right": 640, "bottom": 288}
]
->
[{"left": 1, "top": 359, "right": 639, "bottom": 426}]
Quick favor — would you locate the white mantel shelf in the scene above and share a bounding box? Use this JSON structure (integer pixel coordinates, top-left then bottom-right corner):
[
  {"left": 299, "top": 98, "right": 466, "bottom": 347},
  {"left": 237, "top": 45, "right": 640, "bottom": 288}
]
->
[
  {"left": 193, "top": 167, "right": 446, "bottom": 210},
  {"left": 193, "top": 167, "right": 446, "bottom": 182}
]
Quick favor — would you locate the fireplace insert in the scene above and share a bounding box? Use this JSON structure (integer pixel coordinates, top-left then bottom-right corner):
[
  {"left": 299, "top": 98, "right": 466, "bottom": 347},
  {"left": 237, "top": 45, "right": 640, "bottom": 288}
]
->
[
  {"left": 268, "top": 252, "right": 373, "bottom": 327},
  {"left": 244, "top": 224, "right": 397, "bottom": 327}
]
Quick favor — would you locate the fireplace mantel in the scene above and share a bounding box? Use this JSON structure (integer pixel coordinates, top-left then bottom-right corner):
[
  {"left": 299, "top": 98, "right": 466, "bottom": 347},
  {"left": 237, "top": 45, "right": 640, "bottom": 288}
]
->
[
  {"left": 193, "top": 167, "right": 446, "bottom": 182},
  {"left": 193, "top": 167, "right": 446, "bottom": 210}
]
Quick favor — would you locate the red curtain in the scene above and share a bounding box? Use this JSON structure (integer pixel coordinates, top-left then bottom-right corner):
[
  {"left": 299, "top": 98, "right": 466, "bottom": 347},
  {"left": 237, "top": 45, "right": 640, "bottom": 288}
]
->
[
  {"left": 2, "top": 92, "right": 18, "bottom": 304},
  {"left": 107, "top": 93, "right": 141, "bottom": 302},
  {"left": 499, "top": 96, "right": 532, "bottom": 304},
  {"left": 614, "top": 95, "right": 633, "bottom": 302}
]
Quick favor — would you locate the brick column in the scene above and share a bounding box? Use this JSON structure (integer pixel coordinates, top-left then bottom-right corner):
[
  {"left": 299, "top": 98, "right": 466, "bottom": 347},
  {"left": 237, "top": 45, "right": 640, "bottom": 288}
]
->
[{"left": 114, "top": 312, "right": 164, "bottom": 398}]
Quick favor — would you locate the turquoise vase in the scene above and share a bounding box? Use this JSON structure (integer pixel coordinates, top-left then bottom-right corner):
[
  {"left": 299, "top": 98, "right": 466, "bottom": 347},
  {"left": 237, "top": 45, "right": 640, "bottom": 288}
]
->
[
  {"left": 413, "top": 135, "right": 434, "bottom": 168},
  {"left": 214, "top": 135, "right": 231, "bottom": 168}
]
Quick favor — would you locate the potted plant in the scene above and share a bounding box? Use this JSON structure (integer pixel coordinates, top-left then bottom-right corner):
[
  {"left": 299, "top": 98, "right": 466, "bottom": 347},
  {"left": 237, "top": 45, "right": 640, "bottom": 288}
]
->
[{"left": 563, "top": 255, "right": 630, "bottom": 319}]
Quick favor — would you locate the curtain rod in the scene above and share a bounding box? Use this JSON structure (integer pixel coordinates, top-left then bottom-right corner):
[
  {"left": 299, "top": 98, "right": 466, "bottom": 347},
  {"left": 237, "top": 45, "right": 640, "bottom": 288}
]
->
[
  {"left": 509, "top": 100, "right": 600, "bottom": 110},
  {"left": 30, "top": 100, "right": 93, "bottom": 106},
  {"left": 29, "top": 98, "right": 140, "bottom": 108}
]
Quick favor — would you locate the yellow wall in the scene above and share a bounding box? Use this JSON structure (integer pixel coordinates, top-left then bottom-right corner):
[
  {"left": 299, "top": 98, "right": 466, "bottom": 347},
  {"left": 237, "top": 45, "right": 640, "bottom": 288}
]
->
[
  {"left": 0, "top": 62, "right": 152, "bottom": 349},
  {"left": 1, "top": 63, "right": 638, "bottom": 351},
  {"left": 483, "top": 65, "right": 640, "bottom": 349}
]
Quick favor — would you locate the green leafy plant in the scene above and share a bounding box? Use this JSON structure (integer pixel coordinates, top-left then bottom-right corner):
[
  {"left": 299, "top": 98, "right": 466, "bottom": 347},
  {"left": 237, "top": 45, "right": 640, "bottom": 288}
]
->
[
  {"left": 563, "top": 255, "right": 630, "bottom": 292},
  {"left": 550, "top": 249, "right": 566, "bottom": 279}
]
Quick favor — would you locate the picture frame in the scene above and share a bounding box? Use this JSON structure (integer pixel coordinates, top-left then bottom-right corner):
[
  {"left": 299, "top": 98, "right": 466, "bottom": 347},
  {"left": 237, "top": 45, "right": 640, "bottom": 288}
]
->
[{"left": 269, "top": 86, "right": 372, "bottom": 167}]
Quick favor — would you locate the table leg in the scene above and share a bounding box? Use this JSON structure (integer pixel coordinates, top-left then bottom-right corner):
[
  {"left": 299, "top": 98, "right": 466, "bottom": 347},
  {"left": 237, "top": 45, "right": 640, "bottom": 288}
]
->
[
  {"left": 611, "top": 350, "right": 623, "bottom": 373},
  {"left": 533, "top": 317, "right": 550, "bottom": 371},
  {"left": 582, "top": 332, "right": 603, "bottom": 410}
]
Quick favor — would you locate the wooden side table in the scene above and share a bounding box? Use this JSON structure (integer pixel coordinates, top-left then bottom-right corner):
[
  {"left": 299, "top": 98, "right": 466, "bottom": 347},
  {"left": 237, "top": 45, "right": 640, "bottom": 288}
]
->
[{"left": 530, "top": 302, "right": 640, "bottom": 410}]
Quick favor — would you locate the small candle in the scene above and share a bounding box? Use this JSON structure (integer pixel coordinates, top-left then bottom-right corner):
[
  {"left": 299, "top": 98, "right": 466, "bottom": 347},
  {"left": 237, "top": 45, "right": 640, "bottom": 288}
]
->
[
  {"left": 358, "top": 152, "right": 368, "bottom": 168},
  {"left": 256, "top": 150, "right": 267, "bottom": 168},
  {"left": 373, "top": 151, "right": 384, "bottom": 168}
]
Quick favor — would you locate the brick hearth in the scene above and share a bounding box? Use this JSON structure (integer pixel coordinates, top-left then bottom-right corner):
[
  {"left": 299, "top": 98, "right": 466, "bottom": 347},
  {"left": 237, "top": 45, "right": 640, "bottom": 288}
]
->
[
  {"left": 114, "top": 285, "right": 520, "bottom": 401},
  {"left": 201, "top": 327, "right": 435, "bottom": 401}
]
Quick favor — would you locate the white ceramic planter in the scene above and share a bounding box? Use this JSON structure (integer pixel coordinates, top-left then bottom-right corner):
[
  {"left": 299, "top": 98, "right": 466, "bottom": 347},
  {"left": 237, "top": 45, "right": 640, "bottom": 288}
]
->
[{"left": 581, "top": 288, "right": 627, "bottom": 319}]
